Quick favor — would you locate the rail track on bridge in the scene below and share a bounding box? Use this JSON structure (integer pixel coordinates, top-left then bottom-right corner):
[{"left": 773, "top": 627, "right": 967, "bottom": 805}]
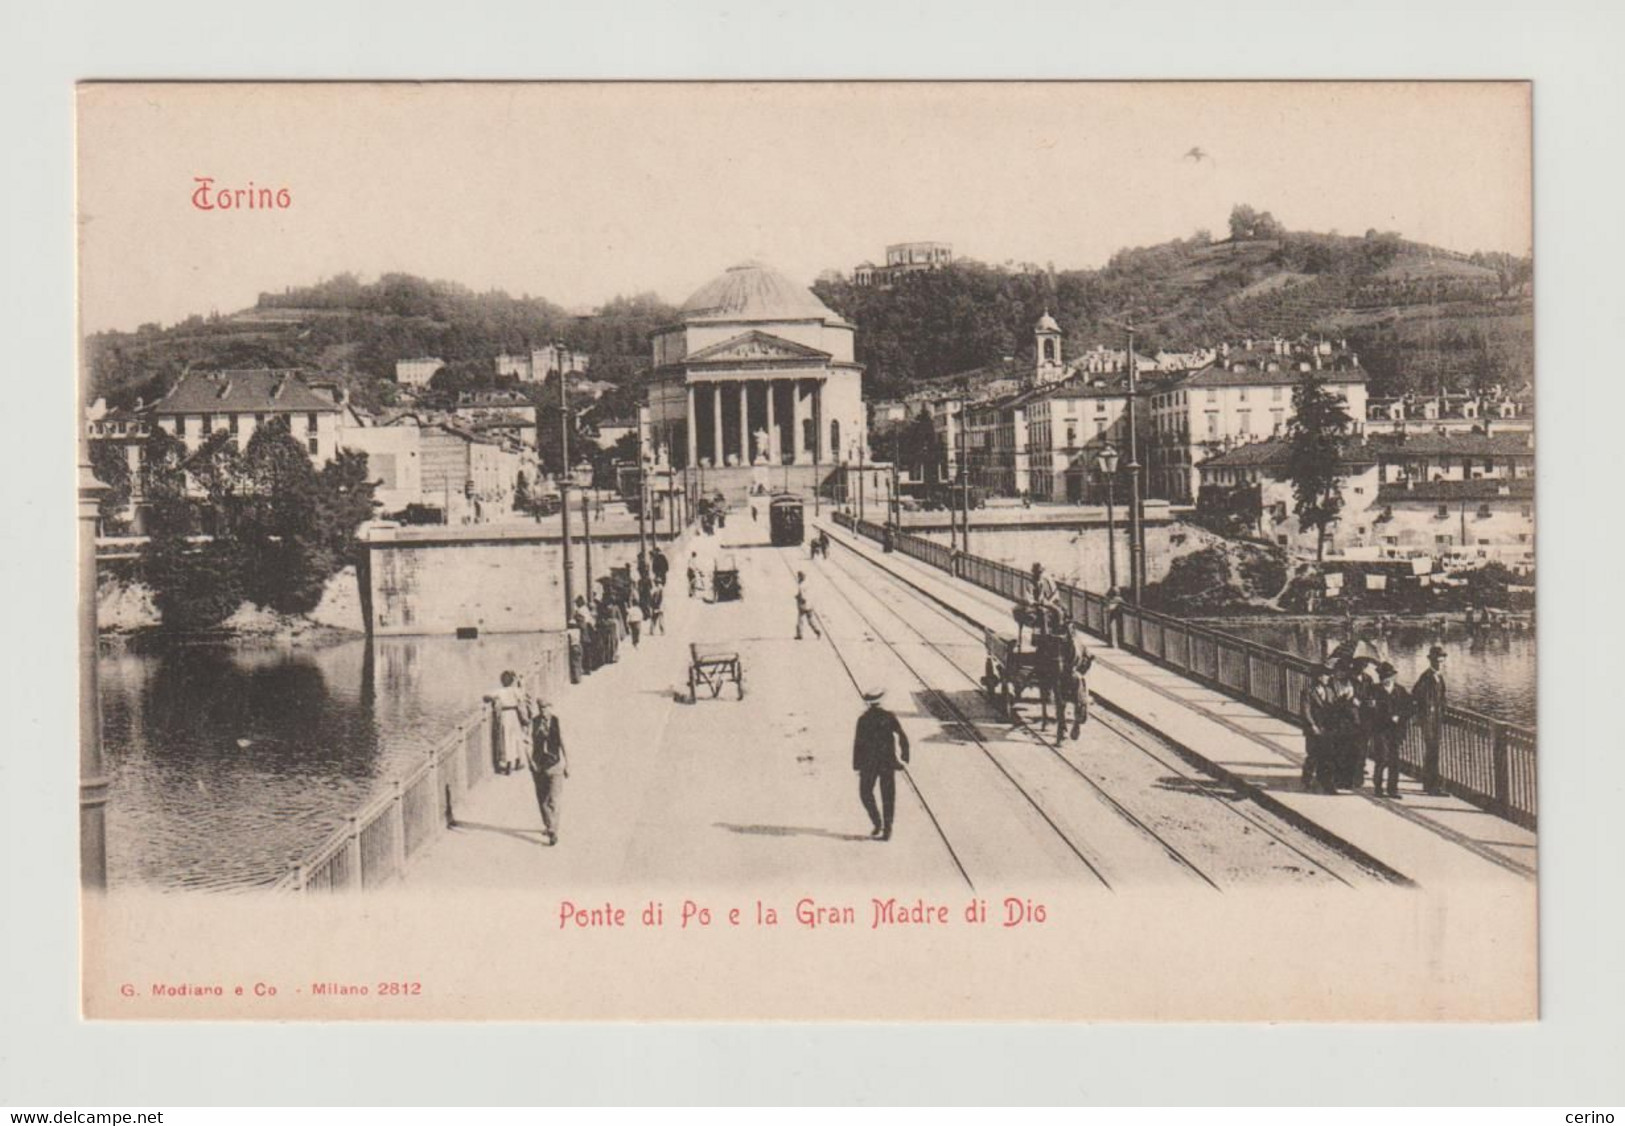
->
[{"left": 801, "top": 545, "right": 1379, "bottom": 891}]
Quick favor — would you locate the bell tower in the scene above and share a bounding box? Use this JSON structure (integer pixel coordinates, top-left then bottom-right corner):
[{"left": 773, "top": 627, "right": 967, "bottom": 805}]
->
[{"left": 1033, "top": 310, "right": 1064, "bottom": 385}]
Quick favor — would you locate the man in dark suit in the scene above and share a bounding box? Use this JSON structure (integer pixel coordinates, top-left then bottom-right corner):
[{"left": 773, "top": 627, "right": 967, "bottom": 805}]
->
[
  {"left": 1368, "top": 661, "right": 1412, "bottom": 798},
  {"left": 852, "top": 688, "right": 910, "bottom": 840},
  {"left": 1412, "top": 645, "right": 1448, "bottom": 795}
]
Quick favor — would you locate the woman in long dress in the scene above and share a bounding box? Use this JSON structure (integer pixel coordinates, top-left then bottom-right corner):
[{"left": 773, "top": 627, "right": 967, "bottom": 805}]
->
[{"left": 485, "top": 669, "right": 534, "bottom": 775}]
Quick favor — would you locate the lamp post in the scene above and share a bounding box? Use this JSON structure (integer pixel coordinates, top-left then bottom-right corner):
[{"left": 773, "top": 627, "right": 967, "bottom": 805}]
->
[
  {"left": 555, "top": 348, "right": 574, "bottom": 626},
  {"left": 78, "top": 437, "right": 110, "bottom": 889},
  {"left": 1124, "top": 324, "right": 1146, "bottom": 603},
  {"left": 1095, "top": 443, "right": 1119, "bottom": 593}
]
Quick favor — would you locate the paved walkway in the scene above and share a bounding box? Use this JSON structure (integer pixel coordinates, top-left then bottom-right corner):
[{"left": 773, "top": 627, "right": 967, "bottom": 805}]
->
[
  {"left": 819, "top": 518, "right": 1538, "bottom": 890},
  {"left": 404, "top": 516, "right": 964, "bottom": 892}
]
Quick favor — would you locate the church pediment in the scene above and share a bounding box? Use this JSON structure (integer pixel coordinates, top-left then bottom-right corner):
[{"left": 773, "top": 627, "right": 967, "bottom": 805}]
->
[{"left": 684, "top": 330, "right": 832, "bottom": 365}]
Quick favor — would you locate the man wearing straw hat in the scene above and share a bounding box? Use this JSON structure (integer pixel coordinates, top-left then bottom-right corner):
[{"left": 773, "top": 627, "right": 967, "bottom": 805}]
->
[{"left": 852, "top": 687, "right": 910, "bottom": 841}]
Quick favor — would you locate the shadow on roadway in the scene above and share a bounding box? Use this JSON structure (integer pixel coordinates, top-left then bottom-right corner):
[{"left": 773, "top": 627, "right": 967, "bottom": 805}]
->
[{"left": 714, "top": 822, "right": 873, "bottom": 843}]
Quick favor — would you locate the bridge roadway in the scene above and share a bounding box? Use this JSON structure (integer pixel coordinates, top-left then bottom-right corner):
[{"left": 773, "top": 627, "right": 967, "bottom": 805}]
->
[{"left": 404, "top": 516, "right": 1420, "bottom": 895}]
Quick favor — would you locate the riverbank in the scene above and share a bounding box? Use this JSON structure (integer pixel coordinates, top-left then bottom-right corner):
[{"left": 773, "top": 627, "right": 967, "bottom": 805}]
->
[{"left": 96, "top": 566, "right": 366, "bottom": 646}]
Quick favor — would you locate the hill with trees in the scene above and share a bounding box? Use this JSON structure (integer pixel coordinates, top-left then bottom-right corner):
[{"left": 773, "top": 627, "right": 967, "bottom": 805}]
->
[
  {"left": 813, "top": 206, "right": 1530, "bottom": 400},
  {"left": 83, "top": 206, "right": 1532, "bottom": 422}
]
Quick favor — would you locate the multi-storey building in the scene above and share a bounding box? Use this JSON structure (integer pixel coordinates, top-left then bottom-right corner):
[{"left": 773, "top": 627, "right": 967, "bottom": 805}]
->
[
  {"left": 853, "top": 242, "right": 953, "bottom": 287},
  {"left": 1025, "top": 375, "right": 1136, "bottom": 502},
  {"left": 1364, "top": 389, "right": 1533, "bottom": 436},
  {"left": 1148, "top": 343, "right": 1368, "bottom": 502},
  {"left": 496, "top": 345, "right": 592, "bottom": 383},
  {"left": 147, "top": 369, "right": 358, "bottom": 463},
  {"left": 395, "top": 356, "right": 444, "bottom": 387}
]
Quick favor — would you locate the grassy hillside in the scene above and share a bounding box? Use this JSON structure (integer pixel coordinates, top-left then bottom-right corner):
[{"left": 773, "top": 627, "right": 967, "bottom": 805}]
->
[
  {"left": 814, "top": 226, "right": 1531, "bottom": 399},
  {"left": 85, "top": 219, "right": 1532, "bottom": 414},
  {"left": 85, "top": 274, "right": 678, "bottom": 417}
]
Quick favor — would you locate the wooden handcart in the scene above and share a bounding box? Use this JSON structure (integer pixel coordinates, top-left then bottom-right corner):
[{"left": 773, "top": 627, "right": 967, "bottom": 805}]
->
[{"left": 689, "top": 641, "right": 745, "bottom": 702}]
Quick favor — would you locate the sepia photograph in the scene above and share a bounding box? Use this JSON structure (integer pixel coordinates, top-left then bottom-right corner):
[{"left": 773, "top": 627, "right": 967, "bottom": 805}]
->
[{"left": 73, "top": 80, "right": 1538, "bottom": 1022}]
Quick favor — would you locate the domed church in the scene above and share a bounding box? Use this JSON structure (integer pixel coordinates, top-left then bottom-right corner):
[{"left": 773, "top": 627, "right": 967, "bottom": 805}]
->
[{"left": 643, "top": 262, "right": 867, "bottom": 473}]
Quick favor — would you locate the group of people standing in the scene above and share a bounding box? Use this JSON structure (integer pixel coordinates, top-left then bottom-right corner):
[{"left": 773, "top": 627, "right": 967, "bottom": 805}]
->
[
  {"left": 1299, "top": 643, "right": 1449, "bottom": 798},
  {"left": 569, "top": 545, "right": 669, "bottom": 681}
]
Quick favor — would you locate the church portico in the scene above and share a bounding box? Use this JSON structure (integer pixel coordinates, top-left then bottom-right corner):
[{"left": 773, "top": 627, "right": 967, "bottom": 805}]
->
[{"left": 641, "top": 262, "right": 867, "bottom": 474}]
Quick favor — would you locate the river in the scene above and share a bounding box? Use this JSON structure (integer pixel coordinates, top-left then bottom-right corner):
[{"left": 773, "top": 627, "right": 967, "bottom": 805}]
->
[
  {"left": 1209, "top": 618, "right": 1536, "bottom": 728},
  {"left": 97, "top": 633, "right": 557, "bottom": 891}
]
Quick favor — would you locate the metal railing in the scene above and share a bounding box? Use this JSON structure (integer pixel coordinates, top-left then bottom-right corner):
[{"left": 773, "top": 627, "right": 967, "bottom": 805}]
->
[
  {"left": 273, "top": 634, "right": 572, "bottom": 892},
  {"left": 834, "top": 512, "right": 1537, "bottom": 830}
]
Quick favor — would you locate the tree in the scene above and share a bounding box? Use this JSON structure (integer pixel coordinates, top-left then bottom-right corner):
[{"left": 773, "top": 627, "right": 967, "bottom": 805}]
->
[
  {"left": 1283, "top": 372, "right": 1354, "bottom": 560},
  {"left": 89, "top": 441, "right": 133, "bottom": 534},
  {"left": 1229, "top": 203, "right": 1260, "bottom": 241}
]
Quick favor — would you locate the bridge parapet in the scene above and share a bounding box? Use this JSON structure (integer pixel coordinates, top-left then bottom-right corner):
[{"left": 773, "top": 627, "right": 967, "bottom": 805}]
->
[{"left": 835, "top": 512, "right": 1536, "bottom": 830}]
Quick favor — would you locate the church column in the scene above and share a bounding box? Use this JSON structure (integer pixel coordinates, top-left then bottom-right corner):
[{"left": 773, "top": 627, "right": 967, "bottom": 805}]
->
[
  {"left": 765, "top": 379, "right": 777, "bottom": 463},
  {"left": 790, "top": 380, "right": 805, "bottom": 465},
  {"left": 686, "top": 383, "right": 698, "bottom": 469},
  {"left": 738, "top": 382, "right": 750, "bottom": 466},
  {"left": 710, "top": 383, "right": 723, "bottom": 468}
]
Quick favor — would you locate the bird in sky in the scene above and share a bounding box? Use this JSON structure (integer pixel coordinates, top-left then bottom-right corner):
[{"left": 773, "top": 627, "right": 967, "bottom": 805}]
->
[{"left": 1184, "top": 146, "right": 1213, "bottom": 165}]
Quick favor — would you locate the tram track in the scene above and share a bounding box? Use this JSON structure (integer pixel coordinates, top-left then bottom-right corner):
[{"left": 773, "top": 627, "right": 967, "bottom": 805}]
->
[
  {"left": 777, "top": 549, "right": 1220, "bottom": 891},
  {"left": 815, "top": 542, "right": 1373, "bottom": 889}
]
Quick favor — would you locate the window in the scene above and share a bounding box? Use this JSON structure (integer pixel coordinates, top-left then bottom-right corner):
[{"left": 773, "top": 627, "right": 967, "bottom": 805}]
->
[
  {"left": 228, "top": 414, "right": 239, "bottom": 434},
  {"left": 1476, "top": 504, "right": 1492, "bottom": 519},
  {"left": 308, "top": 434, "right": 319, "bottom": 456},
  {"left": 1206, "top": 389, "right": 1218, "bottom": 404},
  {"left": 175, "top": 416, "right": 187, "bottom": 438},
  {"left": 1095, "top": 400, "right": 1106, "bottom": 413},
  {"left": 1271, "top": 409, "right": 1285, "bottom": 433},
  {"left": 255, "top": 413, "right": 265, "bottom": 426},
  {"left": 1276, "top": 534, "right": 1288, "bottom": 546},
  {"left": 1272, "top": 386, "right": 1284, "bottom": 401},
  {"left": 1521, "top": 505, "right": 1533, "bottom": 518},
  {"left": 1237, "top": 410, "right": 1251, "bottom": 434},
  {"left": 1238, "top": 387, "right": 1248, "bottom": 403},
  {"left": 1353, "top": 486, "right": 1364, "bottom": 495},
  {"left": 200, "top": 413, "right": 213, "bottom": 433},
  {"left": 1383, "top": 535, "right": 1398, "bottom": 546},
  {"left": 1095, "top": 420, "right": 1107, "bottom": 437},
  {"left": 1517, "top": 533, "right": 1530, "bottom": 543},
  {"left": 1206, "top": 413, "right": 1219, "bottom": 437},
  {"left": 1436, "top": 534, "right": 1454, "bottom": 546},
  {"left": 307, "top": 412, "right": 319, "bottom": 432},
  {"left": 1436, "top": 505, "right": 1450, "bottom": 519}
]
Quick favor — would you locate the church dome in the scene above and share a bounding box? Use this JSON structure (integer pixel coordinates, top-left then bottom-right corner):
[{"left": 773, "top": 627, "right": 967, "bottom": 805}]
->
[
  {"left": 681, "top": 261, "right": 839, "bottom": 322},
  {"left": 1035, "top": 310, "right": 1061, "bottom": 333}
]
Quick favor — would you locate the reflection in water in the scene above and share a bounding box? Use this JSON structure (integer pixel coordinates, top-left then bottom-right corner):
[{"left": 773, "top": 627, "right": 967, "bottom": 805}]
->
[
  {"left": 1213, "top": 619, "right": 1535, "bottom": 728},
  {"left": 98, "top": 633, "right": 556, "bottom": 891}
]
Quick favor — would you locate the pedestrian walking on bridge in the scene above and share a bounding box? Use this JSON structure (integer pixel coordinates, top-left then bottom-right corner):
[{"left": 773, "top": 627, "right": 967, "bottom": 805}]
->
[
  {"left": 527, "top": 698, "right": 568, "bottom": 847},
  {"left": 794, "top": 571, "right": 822, "bottom": 640},
  {"left": 852, "top": 688, "right": 910, "bottom": 841}
]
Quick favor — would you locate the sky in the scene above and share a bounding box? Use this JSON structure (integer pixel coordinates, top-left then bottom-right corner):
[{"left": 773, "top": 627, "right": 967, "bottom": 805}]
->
[{"left": 76, "top": 82, "right": 1532, "bottom": 335}]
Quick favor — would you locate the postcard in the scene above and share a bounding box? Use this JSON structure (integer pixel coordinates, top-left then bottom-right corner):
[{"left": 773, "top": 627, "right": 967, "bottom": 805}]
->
[{"left": 76, "top": 81, "right": 1535, "bottom": 1020}]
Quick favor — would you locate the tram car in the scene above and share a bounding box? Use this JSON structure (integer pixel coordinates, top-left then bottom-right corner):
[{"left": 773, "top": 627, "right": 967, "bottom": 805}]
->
[
  {"left": 981, "top": 602, "right": 1064, "bottom": 717},
  {"left": 768, "top": 492, "right": 805, "bottom": 547}
]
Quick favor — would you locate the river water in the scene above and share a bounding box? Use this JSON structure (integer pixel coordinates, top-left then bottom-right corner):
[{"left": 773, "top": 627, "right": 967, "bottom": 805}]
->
[
  {"left": 97, "top": 633, "right": 556, "bottom": 891},
  {"left": 1201, "top": 619, "right": 1536, "bottom": 729}
]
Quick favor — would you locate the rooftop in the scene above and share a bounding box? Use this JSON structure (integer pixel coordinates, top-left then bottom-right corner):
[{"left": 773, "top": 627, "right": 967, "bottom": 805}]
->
[
  {"left": 1368, "top": 432, "right": 1535, "bottom": 456},
  {"left": 1175, "top": 362, "right": 1367, "bottom": 390},
  {"left": 1200, "top": 438, "right": 1375, "bottom": 471},
  {"left": 1378, "top": 479, "right": 1535, "bottom": 503},
  {"left": 150, "top": 370, "right": 339, "bottom": 415},
  {"left": 680, "top": 261, "right": 843, "bottom": 324}
]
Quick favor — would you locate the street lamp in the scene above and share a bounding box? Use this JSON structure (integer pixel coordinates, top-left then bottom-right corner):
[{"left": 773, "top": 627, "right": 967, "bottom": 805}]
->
[{"left": 1095, "top": 443, "right": 1119, "bottom": 593}]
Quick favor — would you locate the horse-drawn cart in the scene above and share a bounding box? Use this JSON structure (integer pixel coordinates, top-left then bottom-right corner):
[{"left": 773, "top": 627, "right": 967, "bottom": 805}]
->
[
  {"left": 981, "top": 625, "right": 1056, "bottom": 717},
  {"left": 689, "top": 642, "right": 745, "bottom": 703}
]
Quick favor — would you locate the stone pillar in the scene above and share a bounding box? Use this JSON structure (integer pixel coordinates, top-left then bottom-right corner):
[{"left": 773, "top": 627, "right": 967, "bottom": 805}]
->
[
  {"left": 686, "top": 383, "right": 698, "bottom": 469},
  {"left": 738, "top": 382, "right": 750, "bottom": 467},
  {"left": 790, "top": 379, "right": 805, "bottom": 465},
  {"left": 765, "top": 379, "right": 777, "bottom": 463},
  {"left": 711, "top": 383, "right": 723, "bottom": 468}
]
